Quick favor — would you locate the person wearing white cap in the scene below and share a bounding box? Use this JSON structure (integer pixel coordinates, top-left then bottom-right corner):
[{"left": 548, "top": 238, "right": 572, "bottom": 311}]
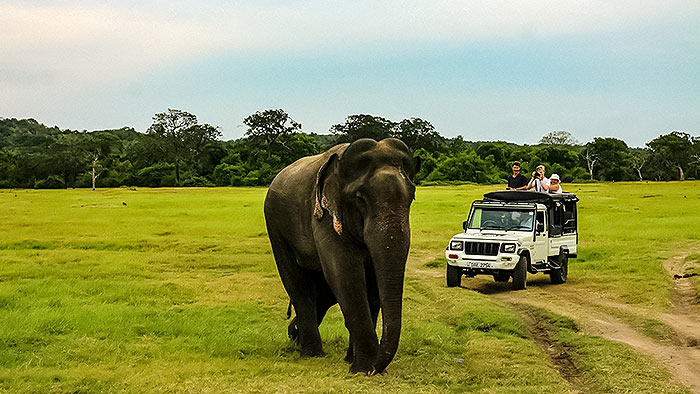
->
[{"left": 549, "top": 174, "right": 563, "bottom": 194}]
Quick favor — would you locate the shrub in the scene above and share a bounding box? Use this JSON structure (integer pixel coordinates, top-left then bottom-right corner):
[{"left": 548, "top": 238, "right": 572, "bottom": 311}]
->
[{"left": 34, "top": 175, "right": 65, "bottom": 189}]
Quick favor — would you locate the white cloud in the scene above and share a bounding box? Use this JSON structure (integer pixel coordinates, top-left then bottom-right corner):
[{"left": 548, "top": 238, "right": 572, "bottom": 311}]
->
[
  {"left": 1, "top": 0, "right": 698, "bottom": 126},
  {"left": 0, "top": 3, "right": 243, "bottom": 87}
]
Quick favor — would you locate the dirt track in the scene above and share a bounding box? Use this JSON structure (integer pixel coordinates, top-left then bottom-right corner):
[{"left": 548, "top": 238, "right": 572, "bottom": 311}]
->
[{"left": 456, "top": 253, "right": 700, "bottom": 393}]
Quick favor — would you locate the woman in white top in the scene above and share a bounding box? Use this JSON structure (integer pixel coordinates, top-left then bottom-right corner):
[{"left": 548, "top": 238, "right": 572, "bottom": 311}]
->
[{"left": 548, "top": 174, "right": 563, "bottom": 194}]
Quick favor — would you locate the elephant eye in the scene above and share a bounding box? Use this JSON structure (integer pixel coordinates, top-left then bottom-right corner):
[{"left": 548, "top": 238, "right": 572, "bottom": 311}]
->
[{"left": 355, "top": 192, "right": 368, "bottom": 211}]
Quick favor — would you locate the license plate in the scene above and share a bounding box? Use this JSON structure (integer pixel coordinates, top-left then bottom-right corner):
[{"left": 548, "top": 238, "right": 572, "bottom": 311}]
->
[{"left": 467, "top": 261, "right": 492, "bottom": 268}]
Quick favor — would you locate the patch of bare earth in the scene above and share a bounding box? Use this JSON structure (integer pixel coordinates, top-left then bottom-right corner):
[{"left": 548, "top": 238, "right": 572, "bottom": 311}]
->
[
  {"left": 514, "top": 305, "right": 583, "bottom": 392},
  {"left": 440, "top": 252, "right": 700, "bottom": 393}
]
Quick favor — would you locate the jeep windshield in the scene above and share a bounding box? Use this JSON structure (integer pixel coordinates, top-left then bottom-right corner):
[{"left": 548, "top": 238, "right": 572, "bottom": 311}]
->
[{"left": 468, "top": 208, "right": 534, "bottom": 231}]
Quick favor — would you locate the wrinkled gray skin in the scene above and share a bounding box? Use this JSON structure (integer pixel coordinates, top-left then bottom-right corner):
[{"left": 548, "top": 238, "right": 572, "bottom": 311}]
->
[{"left": 264, "top": 138, "right": 417, "bottom": 375}]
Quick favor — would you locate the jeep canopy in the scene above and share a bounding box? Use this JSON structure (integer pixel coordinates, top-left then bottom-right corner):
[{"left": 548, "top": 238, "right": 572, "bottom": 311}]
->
[
  {"left": 483, "top": 190, "right": 578, "bottom": 237},
  {"left": 483, "top": 190, "right": 578, "bottom": 207}
]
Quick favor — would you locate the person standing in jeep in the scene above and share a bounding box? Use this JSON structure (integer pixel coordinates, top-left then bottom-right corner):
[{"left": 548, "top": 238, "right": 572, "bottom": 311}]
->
[
  {"left": 527, "top": 164, "right": 550, "bottom": 192},
  {"left": 506, "top": 161, "right": 529, "bottom": 190}
]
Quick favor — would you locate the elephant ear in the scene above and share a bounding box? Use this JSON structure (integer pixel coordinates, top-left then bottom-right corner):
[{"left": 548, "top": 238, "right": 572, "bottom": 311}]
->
[
  {"left": 412, "top": 155, "right": 421, "bottom": 182},
  {"left": 313, "top": 153, "right": 343, "bottom": 235}
]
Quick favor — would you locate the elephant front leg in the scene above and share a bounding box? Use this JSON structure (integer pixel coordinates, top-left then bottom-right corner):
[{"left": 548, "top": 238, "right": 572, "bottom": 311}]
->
[
  {"left": 319, "top": 252, "right": 378, "bottom": 374},
  {"left": 345, "top": 270, "right": 380, "bottom": 365},
  {"left": 341, "top": 293, "right": 378, "bottom": 374}
]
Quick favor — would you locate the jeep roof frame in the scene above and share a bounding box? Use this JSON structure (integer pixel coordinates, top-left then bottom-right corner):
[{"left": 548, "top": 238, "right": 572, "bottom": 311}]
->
[{"left": 482, "top": 190, "right": 579, "bottom": 207}]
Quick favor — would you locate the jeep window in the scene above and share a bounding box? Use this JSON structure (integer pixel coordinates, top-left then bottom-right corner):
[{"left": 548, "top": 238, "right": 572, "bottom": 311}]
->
[
  {"left": 536, "top": 211, "right": 545, "bottom": 233},
  {"left": 468, "top": 208, "right": 535, "bottom": 231},
  {"left": 549, "top": 202, "right": 563, "bottom": 236},
  {"left": 563, "top": 201, "right": 577, "bottom": 234}
]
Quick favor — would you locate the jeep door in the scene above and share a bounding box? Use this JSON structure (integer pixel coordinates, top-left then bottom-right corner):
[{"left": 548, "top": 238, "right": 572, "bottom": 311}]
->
[{"left": 533, "top": 209, "right": 548, "bottom": 264}]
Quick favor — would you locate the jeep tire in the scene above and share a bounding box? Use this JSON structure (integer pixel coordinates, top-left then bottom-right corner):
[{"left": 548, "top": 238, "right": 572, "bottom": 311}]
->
[
  {"left": 446, "top": 264, "right": 462, "bottom": 287},
  {"left": 550, "top": 254, "right": 568, "bottom": 284},
  {"left": 512, "top": 255, "right": 527, "bottom": 290}
]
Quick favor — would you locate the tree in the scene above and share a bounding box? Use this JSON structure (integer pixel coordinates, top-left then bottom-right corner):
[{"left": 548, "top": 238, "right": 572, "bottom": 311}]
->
[
  {"left": 476, "top": 142, "right": 512, "bottom": 170},
  {"left": 83, "top": 131, "right": 120, "bottom": 190},
  {"left": 585, "top": 137, "right": 632, "bottom": 181},
  {"left": 89, "top": 154, "right": 101, "bottom": 191},
  {"left": 583, "top": 146, "right": 598, "bottom": 180},
  {"left": 630, "top": 148, "right": 650, "bottom": 182},
  {"left": 394, "top": 118, "right": 443, "bottom": 153},
  {"left": 647, "top": 131, "right": 697, "bottom": 181},
  {"left": 330, "top": 114, "right": 395, "bottom": 143},
  {"left": 243, "top": 109, "right": 301, "bottom": 159},
  {"left": 147, "top": 109, "right": 221, "bottom": 185},
  {"left": 50, "top": 133, "right": 89, "bottom": 188},
  {"left": 539, "top": 131, "right": 579, "bottom": 146}
]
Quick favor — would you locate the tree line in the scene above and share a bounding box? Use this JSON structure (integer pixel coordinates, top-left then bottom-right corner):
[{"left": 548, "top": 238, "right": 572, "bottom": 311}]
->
[{"left": 1, "top": 109, "right": 698, "bottom": 189}]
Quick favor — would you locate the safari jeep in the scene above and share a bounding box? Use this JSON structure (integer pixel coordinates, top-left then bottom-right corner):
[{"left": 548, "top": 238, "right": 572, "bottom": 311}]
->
[{"left": 445, "top": 190, "right": 578, "bottom": 290}]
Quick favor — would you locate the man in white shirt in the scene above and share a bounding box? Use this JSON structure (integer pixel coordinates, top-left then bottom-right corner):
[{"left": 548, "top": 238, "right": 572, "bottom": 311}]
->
[{"left": 527, "top": 165, "right": 550, "bottom": 192}]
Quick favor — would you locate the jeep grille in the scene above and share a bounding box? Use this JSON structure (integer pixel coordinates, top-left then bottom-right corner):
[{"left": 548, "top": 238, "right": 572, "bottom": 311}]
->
[{"left": 464, "top": 242, "right": 499, "bottom": 256}]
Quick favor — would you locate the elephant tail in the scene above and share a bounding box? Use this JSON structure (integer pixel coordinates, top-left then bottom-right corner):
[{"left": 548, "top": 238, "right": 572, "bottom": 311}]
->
[{"left": 286, "top": 300, "right": 293, "bottom": 319}]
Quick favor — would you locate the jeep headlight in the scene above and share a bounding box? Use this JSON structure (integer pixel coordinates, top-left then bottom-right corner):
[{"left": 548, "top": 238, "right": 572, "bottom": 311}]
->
[
  {"left": 501, "top": 243, "right": 517, "bottom": 253},
  {"left": 449, "top": 240, "right": 464, "bottom": 251}
]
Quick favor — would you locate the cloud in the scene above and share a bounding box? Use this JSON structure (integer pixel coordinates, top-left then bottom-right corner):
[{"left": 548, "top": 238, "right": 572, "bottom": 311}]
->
[
  {"left": 0, "top": 3, "right": 243, "bottom": 88},
  {"left": 3, "top": 1, "right": 698, "bottom": 86},
  {"left": 1, "top": 0, "right": 698, "bottom": 128}
]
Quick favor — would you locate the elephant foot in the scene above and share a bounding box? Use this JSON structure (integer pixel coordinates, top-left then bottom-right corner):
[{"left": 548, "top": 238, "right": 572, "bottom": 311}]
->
[
  {"left": 299, "top": 347, "right": 326, "bottom": 358},
  {"left": 348, "top": 360, "right": 374, "bottom": 375}
]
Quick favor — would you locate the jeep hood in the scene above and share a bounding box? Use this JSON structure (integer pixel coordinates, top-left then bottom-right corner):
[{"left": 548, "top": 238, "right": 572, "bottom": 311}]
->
[{"left": 451, "top": 231, "right": 530, "bottom": 244}]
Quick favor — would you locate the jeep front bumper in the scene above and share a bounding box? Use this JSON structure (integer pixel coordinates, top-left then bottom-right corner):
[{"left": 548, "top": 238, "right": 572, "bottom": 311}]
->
[{"left": 445, "top": 252, "right": 519, "bottom": 270}]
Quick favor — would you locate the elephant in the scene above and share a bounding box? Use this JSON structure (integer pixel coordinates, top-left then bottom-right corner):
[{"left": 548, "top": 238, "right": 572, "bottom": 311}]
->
[{"left": 264, "top": 138, "right": 418, "bottom": 375}]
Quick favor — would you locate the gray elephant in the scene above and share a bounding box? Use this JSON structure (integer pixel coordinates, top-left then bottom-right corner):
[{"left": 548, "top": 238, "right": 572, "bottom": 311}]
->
[{"left": 264, "top": 138, "right": 418, "bottom": 375}]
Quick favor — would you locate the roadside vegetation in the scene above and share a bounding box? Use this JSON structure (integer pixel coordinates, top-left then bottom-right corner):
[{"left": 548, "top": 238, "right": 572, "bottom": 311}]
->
[
  {"left": 1, "top": 113, "right": 698, "bottom": 189},
  {"left": 1, "top": 182, "right": 698, "bottom": 393}
]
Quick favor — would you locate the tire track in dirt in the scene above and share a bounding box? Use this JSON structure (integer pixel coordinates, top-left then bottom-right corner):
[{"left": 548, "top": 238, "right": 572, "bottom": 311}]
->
[
  {"left": 662, "top": 253, "right": 700, "bottom": 348},
  {"left": 511, "top": 304, "right": 583, "bottom": 393},
  {"left": 451, "top": 252, "right": 700, "bottom": 393}
]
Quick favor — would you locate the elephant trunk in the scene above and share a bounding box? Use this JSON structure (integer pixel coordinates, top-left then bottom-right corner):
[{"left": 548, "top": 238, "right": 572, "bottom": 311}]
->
[{"left": 364, "top": 205, "right": 411, "bottom": 374}]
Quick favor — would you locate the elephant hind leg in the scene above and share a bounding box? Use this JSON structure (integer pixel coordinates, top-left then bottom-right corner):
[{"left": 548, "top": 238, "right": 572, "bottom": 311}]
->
[
  {"left": 270, "top": 241, "right": 325, "bottom": 357},
  {"left": 288, "top": 316, "right": 299, "bottom": 342},
  {"left": 289, "top": 274, "right": 336, "bottom": 345},
  {"left": 313, "top": 273, "right": 337, "bottom": 324}
]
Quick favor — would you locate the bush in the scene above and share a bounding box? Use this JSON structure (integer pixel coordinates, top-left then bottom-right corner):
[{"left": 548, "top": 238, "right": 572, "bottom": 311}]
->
[
  {"left": 34, "top": 175, "right": 65, "bottom": 189},
  {"left": 212, "top": 163, "right": 246, "bottom": 186},
  {"left": 181, "top": 176, "right": 214, "bottom": 187},
  {"left": 135, "top": 163, "right": 175, "bottom": 187}
]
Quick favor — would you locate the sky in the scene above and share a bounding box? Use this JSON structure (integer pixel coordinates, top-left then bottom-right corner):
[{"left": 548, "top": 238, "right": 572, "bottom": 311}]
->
[{"left": 1, "top": 1, "right": 699, "bottom": 147}]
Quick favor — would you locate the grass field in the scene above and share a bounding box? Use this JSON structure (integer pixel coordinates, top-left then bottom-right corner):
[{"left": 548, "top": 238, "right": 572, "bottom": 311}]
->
[{"left": 1, "top": 182, "right": 699, "bottom": 393}]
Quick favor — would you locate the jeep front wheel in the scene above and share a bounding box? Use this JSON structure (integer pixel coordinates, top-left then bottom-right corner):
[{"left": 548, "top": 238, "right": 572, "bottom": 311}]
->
[
  {"left": 512, "top": 255, "right": 527, "bottom": 290},
  {"left": 550, "top": 254, "right": 568, "bottom": 284},
  {"left": 446, "top": 264, "right": 462, "bottom": 287}
]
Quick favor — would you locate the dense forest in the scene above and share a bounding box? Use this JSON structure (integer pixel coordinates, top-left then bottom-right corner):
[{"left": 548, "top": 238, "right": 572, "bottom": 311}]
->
[{"left": 1, "top": 109, "right": 698, "bottom": 189}]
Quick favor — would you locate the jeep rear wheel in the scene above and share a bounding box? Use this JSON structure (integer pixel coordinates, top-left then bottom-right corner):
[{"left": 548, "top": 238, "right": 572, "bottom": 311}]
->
[
  {"left": 446, "top": 264, "right": 462, "bottom": 287},
  {"left": 512, "top": 255, "right": 527, "bottom": 290},
  {"left": 550, "top": 254, "right": 568, "bottom": 284}
]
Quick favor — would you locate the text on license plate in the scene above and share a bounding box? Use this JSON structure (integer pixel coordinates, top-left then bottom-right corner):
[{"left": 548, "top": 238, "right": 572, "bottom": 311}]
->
[{"left": 466, "top": 261, "right": 492, "bottom": 268}]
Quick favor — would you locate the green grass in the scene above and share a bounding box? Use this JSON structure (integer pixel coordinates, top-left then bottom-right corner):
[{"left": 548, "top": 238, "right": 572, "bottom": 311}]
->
[{"left": 0, "top": 183, "right": 698, "bottom": 393}]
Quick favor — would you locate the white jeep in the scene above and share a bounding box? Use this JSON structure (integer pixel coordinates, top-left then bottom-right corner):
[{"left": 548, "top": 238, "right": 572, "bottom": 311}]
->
[{"left": 445, "top": 190, "right": 578, "bottom": 290}]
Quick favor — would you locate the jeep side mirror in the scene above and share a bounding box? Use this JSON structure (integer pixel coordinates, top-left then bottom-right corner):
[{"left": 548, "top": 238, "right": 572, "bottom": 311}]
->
[
  {"left": 462, "top": 221, "right": 468, "bottom": 231},
  {"left": 536, "top": 222, "right": 544, "bottom": 233}
]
